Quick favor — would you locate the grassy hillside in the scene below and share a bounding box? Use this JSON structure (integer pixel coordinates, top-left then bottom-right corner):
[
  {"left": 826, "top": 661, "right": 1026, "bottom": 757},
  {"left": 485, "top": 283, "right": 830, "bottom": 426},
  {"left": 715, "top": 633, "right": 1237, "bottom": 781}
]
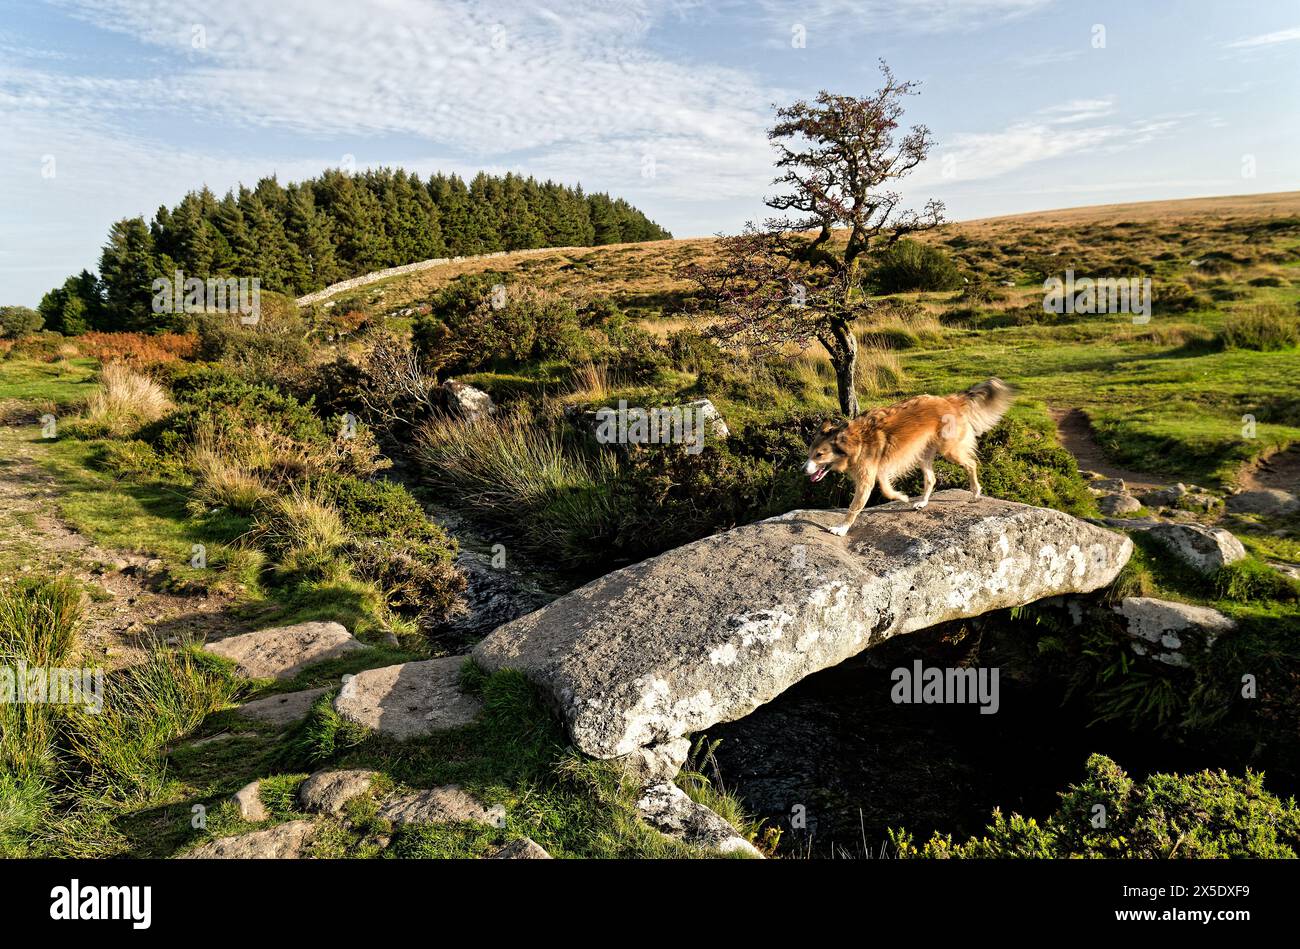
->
[
  {"left": 2, "top": 192, "right": 1298, "bottom": 859},
  {"left": 310, "top": 191, "right": 1300, "bottom": 487}
]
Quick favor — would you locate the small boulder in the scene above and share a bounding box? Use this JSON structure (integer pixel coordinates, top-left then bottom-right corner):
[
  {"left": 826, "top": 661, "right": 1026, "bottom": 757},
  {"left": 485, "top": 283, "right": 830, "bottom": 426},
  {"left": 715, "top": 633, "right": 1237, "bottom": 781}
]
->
[
  {"left": 1114, "top": 597, "right": 1236, "bottom": 667},
  {"left": 1148, "top": 523, "right": 1247, "bottom": 574},
  {"left": 490, "top": 837, "right": 552, "bottom": 859},
  {"left": 333, "top": 657, "right": 482, "bottom": 740},
  {"left": 1138, "top": 484, "right": 1187, "bottom": 508},
  {"left": 378, "top": 786, "right": 504, "bottom": 827},
  {"left": 233, "top": 781, "right": 269, "bottom": 822},
  {"left": 299, "top": 770, "right": 378, "bottom": 815},
  {"left": 1178, "top": 491, "right": 1223, "bottom": 514},
  {"left": 1093, "top": 478, "right": 1126, "bottom": 493},
  {"left": 440, "top": 379, "right": 495, "bottom": 422},
  {"left": 204, "top": 621, "right": 367, "bottom": 680},
  {"left": 636, "top": 781, "right": 761, "bottom": 858},
  {"left": 1226, "top": 489, "right": 1299, "bottom": 517},
  {"left": 1097, "top": 493, "right": 1142, "bottom": 516},
  {"left": 182, "top": 820, "right": 315, "bottom": 859}
]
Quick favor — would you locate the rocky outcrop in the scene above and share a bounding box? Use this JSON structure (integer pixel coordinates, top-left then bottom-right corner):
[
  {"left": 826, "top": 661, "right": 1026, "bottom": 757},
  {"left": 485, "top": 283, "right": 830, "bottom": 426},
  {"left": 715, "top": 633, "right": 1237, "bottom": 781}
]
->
[
  {"left": 1114, "top": 597, "right": 1235, "bottom": 667},
  {"left": 473, "top": 490, "right": 1131, "bottom": 760},
  {"left": 204, "top": 621, "right": 367, "bottom": 680},
  {"left": 1148, "top": 523, "right": 1247, "bottom": 574},
  {"left": 567, "top": 398, "right": 730, "bottom": 451},
  {"left": 333, "top": 658, "right": 482, "bottom": 739}
]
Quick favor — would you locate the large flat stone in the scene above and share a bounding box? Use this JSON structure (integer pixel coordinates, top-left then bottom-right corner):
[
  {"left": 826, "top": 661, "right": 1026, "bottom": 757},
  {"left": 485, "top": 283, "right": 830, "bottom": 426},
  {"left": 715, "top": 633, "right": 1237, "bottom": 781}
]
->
[
  {"left": 378, "top": 786, "right": 504, "bottom": 827},
  {"left": 473, "top": 491, "right": 1132, "bottom": 759},
  {"left": 235, "top": 687, "right": 330, "bottom": 726},
  {"left": 333, "top": 657, "right": 481, "bottom": 739},
  {"left": 182, "top": 820, "right": 315, "bottom": 859},
  {"left": 205, "top": 621, "right": 367, "bottom": 680}
]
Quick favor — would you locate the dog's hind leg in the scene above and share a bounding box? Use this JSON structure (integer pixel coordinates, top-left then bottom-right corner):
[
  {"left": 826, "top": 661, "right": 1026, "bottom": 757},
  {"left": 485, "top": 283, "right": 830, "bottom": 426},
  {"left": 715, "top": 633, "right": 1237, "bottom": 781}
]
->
[
  {"left": 946, "top": 441, "right": 981, "bottom": 500},
  {"left": 913, "top": 446, "right": 938, "bottom": 509}
]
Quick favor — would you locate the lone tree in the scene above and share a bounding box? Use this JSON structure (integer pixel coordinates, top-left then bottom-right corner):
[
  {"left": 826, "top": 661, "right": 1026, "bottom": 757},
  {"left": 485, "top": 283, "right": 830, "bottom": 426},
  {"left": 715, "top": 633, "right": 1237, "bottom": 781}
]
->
[{"left": 686, "top": 62, "right": 944, "bottom": 417}]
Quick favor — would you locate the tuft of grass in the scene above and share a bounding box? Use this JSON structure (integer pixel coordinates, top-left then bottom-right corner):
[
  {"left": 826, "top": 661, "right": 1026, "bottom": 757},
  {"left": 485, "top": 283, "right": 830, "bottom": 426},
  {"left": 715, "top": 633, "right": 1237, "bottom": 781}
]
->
[
  {"left": 81, "top": 362, "right": 173, "bottom": 435},
  {"left": 188, "top": 432, "right": 274, "bottom": 516},
  {"left": 0, "top": 578, "right": 83, "bottom": 795},
  {"left": 67, "top": 643, "right": 241, "bottom": 805},
  {"left": 414, "top": 407, "right": 621, "bottom": 560},
  {"left": 568, "top": 361, "right": 611, "bottom": 401},
  {"left": 1217, "top": 303, "right": 1299, "bottom": 352},
  {"left": 855, "top": 345, "right": 907, "bottom": 396},
  {"left": 1214, "top": 558, "right": 1300, "bottom": 603},
  {"left": 252, "top": 490, "right": 348, "bottom": 578},
  {"left": 0, "top": 575, "right": 81, "bottom": 668}
]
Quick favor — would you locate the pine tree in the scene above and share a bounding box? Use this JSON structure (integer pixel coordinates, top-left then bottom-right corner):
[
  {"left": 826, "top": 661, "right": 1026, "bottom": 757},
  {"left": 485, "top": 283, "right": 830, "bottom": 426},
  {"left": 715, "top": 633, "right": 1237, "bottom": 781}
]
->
[
  {"left": 98, "top": 217, "right": 159, "bottom": 331},
  {"left": 285, "top": 183, "right": 340, "bottom": 293}
]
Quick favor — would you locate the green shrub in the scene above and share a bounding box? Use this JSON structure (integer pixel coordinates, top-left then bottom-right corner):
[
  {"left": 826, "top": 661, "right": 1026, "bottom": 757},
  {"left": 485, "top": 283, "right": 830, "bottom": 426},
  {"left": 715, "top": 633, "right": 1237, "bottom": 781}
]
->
[
  {"left": 415, "top": 276, "right": 592, "bottom": 374},
  {"left": 0, "top": 306, "right": 44, "bottom": 339},
  {"left": 316, "top": 474, "right": 465, "bottom": 617},
  {"left": 893, "top": 754, "right": 1300, "bottom": 858},
  {"left": 869, "top": 240, "right": 964, "bottom": 293},
  {"left": 1217, "top": 304, "right": 1299, "bottom": 352},
  {"left": 666, "top": 329, "right": 727, "bottom": 373}
]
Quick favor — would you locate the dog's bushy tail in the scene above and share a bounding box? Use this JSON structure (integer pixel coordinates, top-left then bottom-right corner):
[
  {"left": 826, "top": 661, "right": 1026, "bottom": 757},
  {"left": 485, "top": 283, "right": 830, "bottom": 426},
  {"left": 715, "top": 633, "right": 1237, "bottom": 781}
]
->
[{"left": 959, "top": 378, "right": 1015, "bottom": 435}]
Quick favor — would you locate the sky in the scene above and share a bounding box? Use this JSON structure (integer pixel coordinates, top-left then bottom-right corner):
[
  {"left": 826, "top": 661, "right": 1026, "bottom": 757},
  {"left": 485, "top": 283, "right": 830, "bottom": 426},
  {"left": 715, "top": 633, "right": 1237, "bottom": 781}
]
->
[{"left": 1, "top": 0, "right": 1297, "bottom": 305}]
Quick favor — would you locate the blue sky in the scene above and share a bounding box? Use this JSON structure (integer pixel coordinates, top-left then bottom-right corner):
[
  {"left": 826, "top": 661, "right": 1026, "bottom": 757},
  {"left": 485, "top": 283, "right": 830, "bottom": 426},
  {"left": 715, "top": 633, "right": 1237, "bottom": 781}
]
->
[{"left": 2, "top": 0, "right": 1297, "bottom": 305}]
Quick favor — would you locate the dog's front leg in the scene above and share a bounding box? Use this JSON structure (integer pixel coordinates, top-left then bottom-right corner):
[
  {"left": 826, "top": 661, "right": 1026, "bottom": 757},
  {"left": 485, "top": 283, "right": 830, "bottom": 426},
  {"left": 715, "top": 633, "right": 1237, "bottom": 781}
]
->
[{"left": 828, "top": 479, "right": 871, "bottom": 537}]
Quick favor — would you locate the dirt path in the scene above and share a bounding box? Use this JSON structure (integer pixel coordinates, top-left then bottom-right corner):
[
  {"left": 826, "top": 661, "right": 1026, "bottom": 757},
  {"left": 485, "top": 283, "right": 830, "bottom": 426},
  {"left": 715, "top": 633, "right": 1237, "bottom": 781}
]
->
[
  {"left": 1238, "top": 446, "right": 1300, "bottom": 494},
  {"left": 1048, "top": 407, "right": 1166, "bottom": 492},
  {"left": 0, "top": 425, "right": 241, "bottom": 668}
]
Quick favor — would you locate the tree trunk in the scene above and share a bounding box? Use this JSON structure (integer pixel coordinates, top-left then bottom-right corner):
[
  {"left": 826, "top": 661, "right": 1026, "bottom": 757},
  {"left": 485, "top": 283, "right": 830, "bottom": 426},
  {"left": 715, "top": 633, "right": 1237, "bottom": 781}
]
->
[{"left": 829, "top": 317, "right": 859, "bottom": 417}]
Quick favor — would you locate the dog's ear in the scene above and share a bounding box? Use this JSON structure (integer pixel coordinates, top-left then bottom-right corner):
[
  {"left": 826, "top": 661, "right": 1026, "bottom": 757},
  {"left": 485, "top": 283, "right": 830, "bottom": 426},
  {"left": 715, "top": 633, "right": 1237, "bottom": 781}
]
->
[{"left": 818, "top": 419, "right": 839, "bottom": 435}]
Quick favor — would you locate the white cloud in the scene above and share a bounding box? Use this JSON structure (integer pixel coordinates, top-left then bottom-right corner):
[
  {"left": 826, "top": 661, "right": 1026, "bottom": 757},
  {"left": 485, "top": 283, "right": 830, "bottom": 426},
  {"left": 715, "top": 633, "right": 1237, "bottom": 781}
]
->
[
  {"left": 1225, "top": 26, "right": 1300, "bottom": 49},
  {"left": 913, "top": 101, "right": 1181, "bottom": 185},
  {"left": 754, "top": 0, "right": 1054, "bottom": 35}
]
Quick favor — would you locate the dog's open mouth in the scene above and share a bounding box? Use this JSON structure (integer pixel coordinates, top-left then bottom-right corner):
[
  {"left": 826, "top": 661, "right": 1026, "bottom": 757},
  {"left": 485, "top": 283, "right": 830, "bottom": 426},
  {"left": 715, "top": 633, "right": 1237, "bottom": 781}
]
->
[{"left": 806, "top": 462, "right": 829, "bottom": 483}]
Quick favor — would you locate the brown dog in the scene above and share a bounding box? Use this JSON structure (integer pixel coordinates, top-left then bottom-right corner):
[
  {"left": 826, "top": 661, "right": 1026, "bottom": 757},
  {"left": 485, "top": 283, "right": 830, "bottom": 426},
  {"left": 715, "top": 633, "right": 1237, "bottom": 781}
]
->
[{"left": 805, "top": 379, "right": 1014, "bottom": 535}]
